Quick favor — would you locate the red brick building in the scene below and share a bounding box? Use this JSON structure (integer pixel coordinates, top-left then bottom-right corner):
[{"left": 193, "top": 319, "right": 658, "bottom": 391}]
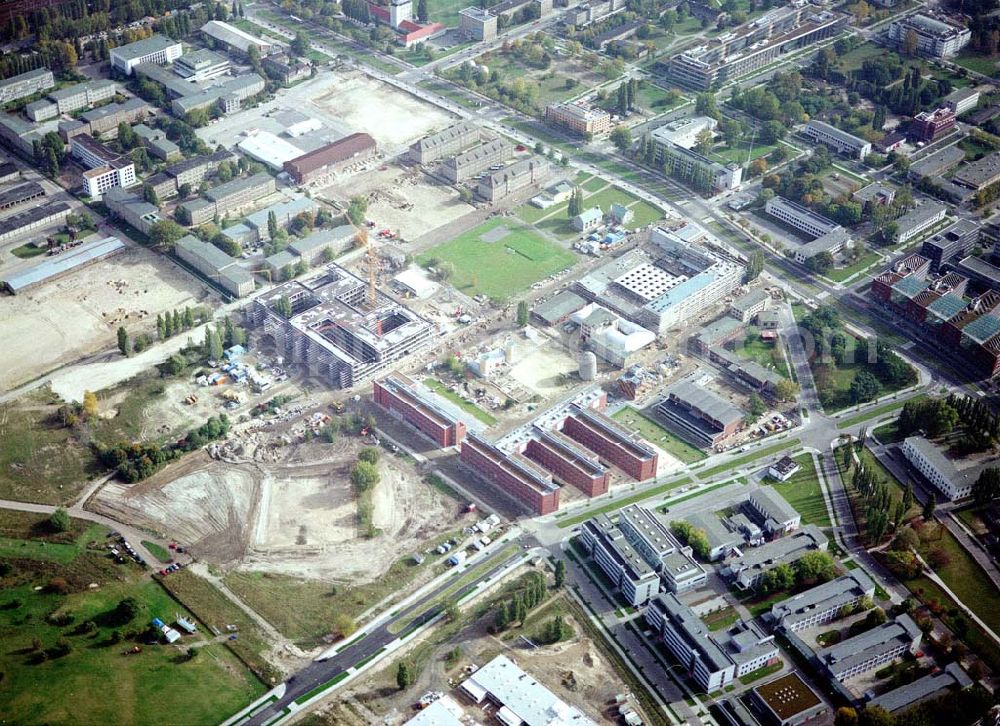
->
[
  {"left": 869, "top": 253, "right": 931, "bottom": 305},
  {"left": 283, "top": 133, "right": 377, "bottom": 184},
  {"left": 910, "top": 107, "right": 956, "bottom": 143},
  {"left": 373, "top": 374, "right": 466, "bottom": 447},
  {"left": 460, "top": 434, "right": 560, "bottom": 515},
  {"left": 560, "top": 405, "right": 658, "bottom": 481},
  {"left": 523, "top": 429, "right": 610, "bottom": 497}
]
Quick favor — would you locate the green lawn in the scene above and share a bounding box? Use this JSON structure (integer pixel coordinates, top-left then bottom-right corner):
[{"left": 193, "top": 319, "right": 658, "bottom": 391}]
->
[
  {"left": 710, "top": 141, "right": 777, "bottom": 166},
  {"left": 836, "top": 42, "right": 890, "bottom": 72},
  {"left": 738, "top": 661, "right": 784, "bottom": 685},
  {"left": 582, "top": 175, "right": 609, "bottom": 193},
  {"left": 416, "top": 218, "right": 577, "bottom": 300},
  {"left": 696, "top": 439, "right": 802, "bottom": 480},
  {"left": 0, "top": 512, "right": 264, "bottom": 724},
  {"left": 767, "top": 453, "right": 831, "bottom": 527},
  {"left": 423, "top": 378, "right": 497, "bottom": 426},
  {"left": 626, "top": 200, "right": 665, "bottom": 228},
  {"left": 556, "top": 477, "right": 693, "bottom": 529},
  {"left": 611, "top": 406, "right": 706, "bottom": 464},
  {"left": 953, "top": 52, "right": 998, "bottom": 77},
  {"left": 0, "top": 391, "right": 98, "bottom": 505},
  {"left": 824, "top": 250, "right": 882, "bottom": 283},
  {"left": 835, "top": 394, "right": 927, "bottom": 430},
  {"left": 11, "top": 242, "right": 47, "bottom": 258},
  {"left": 702, "top": 606, "right": 740, "bottom": 632},
  {"left": 142, "top": 540, "right": 171, "bottom": 563},
  {"left": 515, "top": 179, "right": 659, "bottom": 231},
  {"left": 734, "top": 333, "right": 789, "bottom": 379}
]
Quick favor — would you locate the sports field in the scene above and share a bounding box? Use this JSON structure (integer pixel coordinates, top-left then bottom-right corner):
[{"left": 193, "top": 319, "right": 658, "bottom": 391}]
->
[{"left": 417, "top": 219, "right": 577, "bottom": 299}]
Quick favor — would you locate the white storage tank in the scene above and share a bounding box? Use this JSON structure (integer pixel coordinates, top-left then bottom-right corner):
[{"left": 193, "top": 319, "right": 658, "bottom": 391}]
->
[{"left": 579, "top": 351, "right": 598, "bottom": 381}]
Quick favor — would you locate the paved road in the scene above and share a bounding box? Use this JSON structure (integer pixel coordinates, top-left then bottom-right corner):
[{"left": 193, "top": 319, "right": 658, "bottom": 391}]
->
[{"left": 240, "top": 542, "right": 531, "bottom": 726}]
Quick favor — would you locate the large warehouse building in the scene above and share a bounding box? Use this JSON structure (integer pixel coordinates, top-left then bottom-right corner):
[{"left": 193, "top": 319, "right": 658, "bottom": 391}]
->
[{"left": 283, "top": 133, "right": 378, "bottom": 184}]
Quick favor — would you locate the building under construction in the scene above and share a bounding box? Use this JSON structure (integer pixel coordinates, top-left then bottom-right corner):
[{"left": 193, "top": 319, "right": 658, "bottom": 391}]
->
[{"left": 246, "top": 263, "right": 435, "bottom": 388}]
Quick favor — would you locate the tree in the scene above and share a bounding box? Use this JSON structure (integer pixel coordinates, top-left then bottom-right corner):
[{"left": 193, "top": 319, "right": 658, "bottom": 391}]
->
[
  {"left": 858, "top": 706, "right": 894, "bottom": 726},
  {"left": 923, "top": 491, "right": 936, "bottom": 521},
  {"left": 805, "top": 250, "right": 835, "bottom": 275},
  {"left": 115, "top": 597, "right": 141, "bottom": 624},
  {"left": 973, "top": 467, "right": 1000, "bottom": 506},
  {"left": 774, "top": 379, "right": 800, "bottom": 402},
  {"left": 347, "top": 196, "right": 368, "bottom": 226},
  {"left": 748, "top": 393, "right": 766, "bottom": 418},
  {"left": 794, "top": 551, "right": 837, "bottom": 584},
  {"left": 694, "top": 127, "right": 714, "bottom": 156},
  {"left": 358, "top": 447, "right": 380, "bottom": 465},
  {"left": 267, "top": 210, "right": 278, "bottom": 240},
  {"left": 849, "top": 370, "right": 881, "bottom": 404},
  {"left": 759, "top": 120, "right": 787, "bottom": 145},
  {"left": 117, "top": 326, "right": 130, "bottom": 356},
  {"left": 149, "top": 220, "right": 185, "bottom": 248},
  {"left": 396, "top": 661, "right": 413, "bottom": 690},
  {"left": 417, "top": 0, "right": 428, "bottom": 21},
  {"left": 835, "top": 707, "right": 859, "bottom": 726},
  {"left": 350, "top": 461, "right": 380, "bottom": 491},
  {"left": 567, "top": 187, "right": 583, "bottom": 217},
  {"left": 82, "top": 390, "right": 98, "bottom": 418},
  {"left": 516, "top": 300, "right": 529, "bottom": 327},
  {"left": 274, "top": 295, "right": 293, "bottom": 318},
  {"left": 290, "top": 31, "right": 309, "bottom": 57},
  {"left": 610, "top": 125, "right": 632, "bottom": 152},
  {"left": 205, "top": 327, "right": 224, "bottom": 361},
  {"left": 178, "top": 182, "right": 192, "bottom": 199},
  {"left": 143, "top": 183, "right": 159, "bottom": 206},
  {"left": 49, "top": 508, "right": 70, "bottom": 533},
  {"left": 902, "top": 28, "right": 919, "bottom": 56},
  {"left": 554, "top": 559, "right": 566, "bottom": 588}
]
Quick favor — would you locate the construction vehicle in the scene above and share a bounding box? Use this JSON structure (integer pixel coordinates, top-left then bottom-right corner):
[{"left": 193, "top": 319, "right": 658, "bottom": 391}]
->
[{"left": 330, "top": 401, "right": 346, "bottom": 414}]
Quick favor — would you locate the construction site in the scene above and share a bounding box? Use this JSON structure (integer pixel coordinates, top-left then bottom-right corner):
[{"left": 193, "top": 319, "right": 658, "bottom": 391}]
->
[{"left": 0, "top": 246, "right": 210, "bottom": 391}]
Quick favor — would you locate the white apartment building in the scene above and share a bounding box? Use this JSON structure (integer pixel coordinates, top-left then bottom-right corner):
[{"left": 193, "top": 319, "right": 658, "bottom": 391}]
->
[
  {"left": 820, "top": 615, "right": 922, "bottom": 680},
  {"left": 70, "top": 134, "right": 137, "bottom": 198},
  {"left": 770, "top": 571, "right": 876, "bottom": 632},
  {"left": 651, "top": 116, "right": 718, "bottom": 150},
  {"left": 902, "top": 435, "right": 976, "bottom": 499},
  {"left": 887, "top": 14, "right": 971, "bottom": 58},
  {"left": 803, "top": 120, "right": 872, "bottom": 159},
  {"left": 110, "top": 34, "right": 183, "bottom": 75},
  {"left": 579, "top": 514, "right": 661, "bottom": 606}
]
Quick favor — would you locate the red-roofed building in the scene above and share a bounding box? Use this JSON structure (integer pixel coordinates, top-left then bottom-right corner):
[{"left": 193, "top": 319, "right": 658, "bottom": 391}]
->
[
  {"left": 560, "top": 405, "right": 658, "bottom": 481},
  {"left": 373, "top": 374, "right": 466, "bottom": 447}
]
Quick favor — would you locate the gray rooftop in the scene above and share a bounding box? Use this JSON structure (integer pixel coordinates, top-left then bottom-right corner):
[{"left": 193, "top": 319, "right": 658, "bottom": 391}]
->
[
  {"left": 205, "top": 172, "right": 272, "bottom": 202},
  {"left": 111, "top": 34, "right": 179, "bottom": 61},
  {"left": 651, "top": 593, "right": 734, "bottom": 672},
  {"left": 3, "top": 236, "right": 123, "bottom": 292},
  {"left": 806, "top": 119, "right": 870, "bottom": 149},
  {"left": 49, "top": 79, "right": 115, "bottom": 101},
  {"left": 868, "top": 662, "right": 971, "bottom": 713},
  {"left": 534, "top": 289, "right": 587, "bottom": 324},
  {"left": 665, "top": 379, "right": 743, "bottom": 426},
  {"left": 288, "top": 225, "right": 357, "bottom": 255},
  {"left": 731, "top": 289, "right": 768, "bottom": 313},
  {"left": 730, "top": 524, "right": 827, "bottom": 571},
  {"left": 175, "top": 234, "right": 239, "bottom": 272},
  {"left": 749, "top": 487, "right": 799, "bottom": 528},
  {"left": 821, "top": 614, "right": 921, "bottom": 675},
  {"left": 770, "top": 571, "right": 875, "bottom": 627}
]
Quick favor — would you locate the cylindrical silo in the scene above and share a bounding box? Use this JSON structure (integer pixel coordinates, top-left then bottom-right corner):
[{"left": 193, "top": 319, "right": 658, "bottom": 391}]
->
[{"left": 579, "top": 351, "right": 598, "bottom": 381}]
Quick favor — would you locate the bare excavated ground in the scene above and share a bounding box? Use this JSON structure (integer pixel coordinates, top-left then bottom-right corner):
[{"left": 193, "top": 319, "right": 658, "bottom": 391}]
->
[
  {"left": 319, "top": 164, "right": 475, "bottom": 241},
  {"left": 92, "top": 418, "right": 468, "bottom": 584},
  {"left": 245, "top": 436, "right": 466, "bottom": 582},
  {"left": 92, "top": 452, "right": 260, "bottom": 563},
  {"left": 0, "top": 248, "right": 211, "bottom": 393}
]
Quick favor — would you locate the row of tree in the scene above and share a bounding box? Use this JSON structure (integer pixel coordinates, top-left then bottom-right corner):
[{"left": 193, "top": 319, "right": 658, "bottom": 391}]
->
[
  {"left": 95, "top": 415, "right": 230, "bottom": 482},
  {"left": 492, "top": 570, "right": 548, "bottom": 632}
]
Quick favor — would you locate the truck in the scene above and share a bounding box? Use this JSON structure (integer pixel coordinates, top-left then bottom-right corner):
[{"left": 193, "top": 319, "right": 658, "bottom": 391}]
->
[{"left": 447, "top": 551, "right": 467, "bottom": 566}]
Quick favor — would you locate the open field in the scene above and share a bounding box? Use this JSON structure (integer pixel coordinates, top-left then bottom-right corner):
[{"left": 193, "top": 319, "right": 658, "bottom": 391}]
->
[
  {"left": 732, "top": 334, "right": 789, "bottom": 379},
  {"left": 710, "top": 141, "right": 777, "bottom": 165},
  {"left": 320, "top": 163, "right": 475, "bottom": 240},
  {"left": 506, "top": 342, "right": 581, "bottom": 398},
  {"left": 767, "top": 453, "right": 830, "bottom": 527},
  {"left": 612, "top": 406, "right": 706, "bottom": 464},
  {"left": 311, "top": 587, "right": 635, "bottom": 726},
  {"left": 0, "top": 389, "right": 97, "bottom": 505},
  {"left": 0, "top": 247, "right": 207, "bottom": 393},
  {"left": 954, "top": 52, "right": 999, "bottom": 76},
  {"left": 824, "top": 250, "right": 882, "bottom": 283},
  {"left": 0, "top": 511, "right": 265, "bottom": 724},
  {"left": 417, "top": 218, "right": 577, "bottom": 299},
  {"left": 835, "top": 394, "right": 926, "bottom": 430}
]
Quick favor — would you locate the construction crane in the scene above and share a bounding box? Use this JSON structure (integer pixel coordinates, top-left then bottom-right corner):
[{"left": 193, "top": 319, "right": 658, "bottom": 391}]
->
[{"left": 357, "top": 225, "right": 379, "bottom": 310}]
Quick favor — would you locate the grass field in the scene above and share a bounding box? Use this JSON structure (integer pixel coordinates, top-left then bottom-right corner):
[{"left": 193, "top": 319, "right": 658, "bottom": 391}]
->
[
  {"left": 835, "top": 394, "right": 926, "bottom": 431},
  {"left": 423, "top": 378, "right": 497, "bottom": 426},
  {"left": 11, "top": 242, "right": 46, "bottom": 258},
  {"left": 734, "top": 334, "right": 789, "bottom": 379},
  {"left": 556, "top": 477, "right": 693, "bottom": 529},
  {"left": 0, "top": 511, "right": 264, "bottom": 724},
  {"left": 825, "top": 250, "right": 882, "bottom": 283},
  {"left": 702, "top": 606, "right": 740, "bottom": 632},
  {"left": 953, "top": 52, "right": 998, "bottom": 77},
  {"left": 417, "top": 219, "right": 577, "bottom": 300},
  {"left": 0, "top": 391, "right": 97, "bottom": 505},
  {"left": 611, "top": 406, "right": 706, "bottom": 464},
  {"left": 696, "top": 439, "right": 802, "bottom": 480},
  {"left": 767, "top": 453, "right": 831, "bottom": 527},
  {"left": 710, "top": 141, "right": 777, "bottom": 166},
  {"left": 142, "top": 540, "right": 171, "bottom": 563}
]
